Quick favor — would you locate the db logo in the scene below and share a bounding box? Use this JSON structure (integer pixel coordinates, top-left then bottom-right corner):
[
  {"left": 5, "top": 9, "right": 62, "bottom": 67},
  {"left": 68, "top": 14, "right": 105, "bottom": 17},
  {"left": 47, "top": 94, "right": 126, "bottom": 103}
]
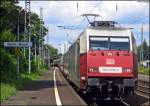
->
[{"left": 106, "top": 59, "right": 114, "bottom": 64}]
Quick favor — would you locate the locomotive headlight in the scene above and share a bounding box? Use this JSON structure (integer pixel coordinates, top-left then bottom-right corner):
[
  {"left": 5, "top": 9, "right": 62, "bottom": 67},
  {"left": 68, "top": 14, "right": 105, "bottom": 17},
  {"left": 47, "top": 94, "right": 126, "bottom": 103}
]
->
[
  {"left": 88, "top": 67, "right": 99, "bottom": 72},
  {"left": 122, "top": 68, "right": 132, "bottom": 73},
  {"left": 81, "top": 76, "right": 86, "bottom": 80}
]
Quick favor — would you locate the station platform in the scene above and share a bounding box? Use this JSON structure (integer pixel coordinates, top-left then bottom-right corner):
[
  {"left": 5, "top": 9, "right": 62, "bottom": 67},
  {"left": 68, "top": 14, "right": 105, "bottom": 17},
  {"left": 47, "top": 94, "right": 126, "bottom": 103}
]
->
[{"left": 1, "top": 67, "right": 87, "bottom": 105}]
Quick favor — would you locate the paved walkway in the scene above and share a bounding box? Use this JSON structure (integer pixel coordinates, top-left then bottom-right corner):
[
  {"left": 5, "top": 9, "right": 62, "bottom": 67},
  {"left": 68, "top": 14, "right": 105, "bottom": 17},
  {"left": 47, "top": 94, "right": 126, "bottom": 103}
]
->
[{"left": 1, "top": 68, "right": 86, "bottom": 105}]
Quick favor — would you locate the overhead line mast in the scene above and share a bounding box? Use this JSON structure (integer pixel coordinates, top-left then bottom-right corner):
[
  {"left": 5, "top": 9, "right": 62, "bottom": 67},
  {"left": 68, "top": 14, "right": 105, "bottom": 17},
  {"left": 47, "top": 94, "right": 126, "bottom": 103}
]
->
[
  {"left": 28, "top": 0, "right": 31, "bottom": 74},
  {"left": 24, "top": 0, "right": 28, "bottom": 57},
  {"left": 24, "top": 0, "right": 31, "bottom": 74},
  {"left": 40, "top": 7, "right": 44, "bottom": 64}
]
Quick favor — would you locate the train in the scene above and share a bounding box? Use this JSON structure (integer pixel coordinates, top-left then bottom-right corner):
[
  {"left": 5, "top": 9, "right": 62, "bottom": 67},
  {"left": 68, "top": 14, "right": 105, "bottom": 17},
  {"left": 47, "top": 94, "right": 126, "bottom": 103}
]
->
[
  {"left": 60, "top": 21, "right": 138, "bottom": 100},
  {"left": 53, "top": 59, "right": 61, "bottom": 67}
]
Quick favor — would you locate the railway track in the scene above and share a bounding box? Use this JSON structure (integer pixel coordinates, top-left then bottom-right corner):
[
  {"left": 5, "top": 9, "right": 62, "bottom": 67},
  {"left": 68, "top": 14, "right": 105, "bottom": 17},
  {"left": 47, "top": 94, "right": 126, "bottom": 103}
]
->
[
  {"left": 64, "top": 73, "right": 149, "bottom": 105},
  {"left": 136, "top": 79, "right": 150, "bottom": 99},
  {"left": 86, "top": 99, "right": 130, "bottom": 106}
]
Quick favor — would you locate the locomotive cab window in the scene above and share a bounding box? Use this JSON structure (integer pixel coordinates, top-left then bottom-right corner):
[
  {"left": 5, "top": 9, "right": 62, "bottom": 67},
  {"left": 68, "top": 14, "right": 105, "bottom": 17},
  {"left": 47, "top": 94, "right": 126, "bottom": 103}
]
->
[
  {"left": 110, "top": 37, "right": 130, "bottom": 51},
  {"left": 89, "top": 37, "right": 109, "bottom": 50},
  {"left": 89, "top": 36, "right": 130, "bottom": 51}
]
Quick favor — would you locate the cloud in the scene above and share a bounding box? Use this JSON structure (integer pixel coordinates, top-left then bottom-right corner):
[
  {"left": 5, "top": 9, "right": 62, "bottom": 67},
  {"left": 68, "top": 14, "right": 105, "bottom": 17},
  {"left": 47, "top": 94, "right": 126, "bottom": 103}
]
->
[
  {"left": 18, "top": 1, "right": 149, "bottom": 24},
  {"left": 18, "top": 1, "right": 149, "bottom": 49},
  {"left": 121, "top": 23, "right": 149, "bottom": 45},
  {"left": 121, "top": 23, "right": 149, "bottom": 33}
]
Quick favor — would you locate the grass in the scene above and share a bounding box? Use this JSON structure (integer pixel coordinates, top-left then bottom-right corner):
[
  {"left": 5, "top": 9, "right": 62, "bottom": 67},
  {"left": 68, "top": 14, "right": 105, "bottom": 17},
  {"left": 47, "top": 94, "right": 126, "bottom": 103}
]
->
[
  {"left": 138, "top": 66, "right": 150, "bottom": 75},
  {"left": 0, "top": 83, "right": 16, "bottom": 101},
  {"left": 0, "top": 66, "right": 48, "bottom": 102},
  {"left": 0, "top": 53, "right": 49, "bottom": 102}
]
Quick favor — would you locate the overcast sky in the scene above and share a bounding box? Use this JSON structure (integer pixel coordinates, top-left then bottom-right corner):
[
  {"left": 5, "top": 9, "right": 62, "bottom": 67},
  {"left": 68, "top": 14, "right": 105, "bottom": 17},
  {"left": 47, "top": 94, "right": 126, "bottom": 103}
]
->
[{"left": 18, "top": 1, "right": 149, "bottom": 50}]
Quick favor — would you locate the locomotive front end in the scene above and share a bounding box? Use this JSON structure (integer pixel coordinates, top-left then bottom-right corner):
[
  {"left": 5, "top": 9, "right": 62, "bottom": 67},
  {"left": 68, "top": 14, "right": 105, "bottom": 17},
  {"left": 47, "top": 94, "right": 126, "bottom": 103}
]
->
[{"left": 83, "top": 24, "right": 138, "bottom": 99}]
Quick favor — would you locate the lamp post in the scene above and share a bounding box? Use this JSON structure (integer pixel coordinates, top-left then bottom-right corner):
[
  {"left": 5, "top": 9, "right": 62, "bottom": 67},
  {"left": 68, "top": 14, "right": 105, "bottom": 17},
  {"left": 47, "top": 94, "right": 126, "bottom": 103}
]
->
[
  {"left": 33, "top": 33, "right": 37, "bottom": 62},
  {"left": 28, "top": 23, "right": 31, "bottom": 74},
  {"left": 140, "top": 23, "right": 143, "bottom": 66},
  {"left": 16, "top": 9, "right": 21, "bottom": 78}
]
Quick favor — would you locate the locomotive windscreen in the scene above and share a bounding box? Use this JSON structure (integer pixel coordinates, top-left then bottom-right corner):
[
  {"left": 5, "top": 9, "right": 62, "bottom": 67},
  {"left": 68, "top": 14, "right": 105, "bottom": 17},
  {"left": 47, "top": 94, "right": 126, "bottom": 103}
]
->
[
  {"left": 89, "top": 36, "right": 130, "bottom": 51},
  {"left": 110, "top": 37, "right": 130, "bottom": 50},
  {"left": 89, "top": 37, "right": 109, "bottom": 50}
]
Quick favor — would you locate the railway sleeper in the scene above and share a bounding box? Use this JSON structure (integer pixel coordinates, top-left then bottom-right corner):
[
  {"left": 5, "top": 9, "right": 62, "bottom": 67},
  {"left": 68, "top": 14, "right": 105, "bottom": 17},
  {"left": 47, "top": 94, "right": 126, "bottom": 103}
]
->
[
  {"left": 136, "top": 91, "right": 150, "bottom": 99},
  {"left": 137, "top": 86, "right": 150, "bottom": 93},
  {"left": 138, "top": 80, "right": 149, "bottom": 87}
]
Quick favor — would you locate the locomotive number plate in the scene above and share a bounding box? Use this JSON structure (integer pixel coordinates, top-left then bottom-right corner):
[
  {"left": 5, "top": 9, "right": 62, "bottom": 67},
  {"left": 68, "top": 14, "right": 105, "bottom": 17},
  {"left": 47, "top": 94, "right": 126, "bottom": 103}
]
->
[{"left": 99, "top": 67, "right": 122, "bottom": 73}]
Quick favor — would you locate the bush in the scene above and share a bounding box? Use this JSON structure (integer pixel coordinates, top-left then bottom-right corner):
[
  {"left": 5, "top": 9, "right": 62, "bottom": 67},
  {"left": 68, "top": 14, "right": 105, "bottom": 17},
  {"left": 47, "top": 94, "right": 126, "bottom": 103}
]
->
[
  {"left": 139, "top": 66, "right": 150, "bottom": 75},
  {"left": 0, "top": 48, "right": 17, "bottom": 83},
  {"left": 0, "top": 83, "right": 16, "bottom": 101},
  {"left": 0, "top": 51, "right": 48, "bottom": 102},
  {"left": 20, "top": 56, "right": 28, "bottom": 73}
]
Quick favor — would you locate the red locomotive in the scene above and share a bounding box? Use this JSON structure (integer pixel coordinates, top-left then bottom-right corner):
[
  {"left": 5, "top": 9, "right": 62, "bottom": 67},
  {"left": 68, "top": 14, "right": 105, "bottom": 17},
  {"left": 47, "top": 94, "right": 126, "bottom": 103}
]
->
[{"left": 61, "top": 21, "right": 138, "bottom": 100}]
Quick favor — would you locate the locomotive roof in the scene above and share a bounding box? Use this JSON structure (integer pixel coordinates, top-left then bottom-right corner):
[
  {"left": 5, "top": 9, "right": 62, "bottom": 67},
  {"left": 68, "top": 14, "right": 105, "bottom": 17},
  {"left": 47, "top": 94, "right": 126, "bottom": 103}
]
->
[
  {"left": 66, "top": 25, "right": 134, "bottom": 55},
  {"left": 88, "top": 26, "right": 133, "bottom": 30},
  {"left": 68, "top": 25, "right": 133, "bottom": 48},
  {"left": 76, "top": 26, "right": 133, "bottom": 39}
]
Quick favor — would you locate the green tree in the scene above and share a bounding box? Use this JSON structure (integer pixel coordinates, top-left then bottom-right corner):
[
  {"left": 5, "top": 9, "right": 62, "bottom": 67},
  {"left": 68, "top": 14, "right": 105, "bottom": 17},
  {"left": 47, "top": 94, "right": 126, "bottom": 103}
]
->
[
  {"left": 137, "top": 39, "right": 149, "bottom": 62},
  {"left": 46, "top": 44, "right": 58, "bottom": 59},
  {"left": 0, "top": 1, "right": 49, "bottom": 74}
]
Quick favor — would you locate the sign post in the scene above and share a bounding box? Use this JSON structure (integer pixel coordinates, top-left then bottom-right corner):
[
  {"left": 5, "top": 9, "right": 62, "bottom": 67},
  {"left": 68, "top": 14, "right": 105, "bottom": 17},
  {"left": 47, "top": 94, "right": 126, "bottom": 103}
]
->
[
  {"left": 15, "top": 48, "right": 22, "bottom": 77},
  {"left": 17, "top": 56, "right": 19, "bottom": 78},
  {"left": 4, "top": 42, "right": 32, "bottom": 76},
  {"left": 16, "top": 48, "right": 20, "bottom": 78}
]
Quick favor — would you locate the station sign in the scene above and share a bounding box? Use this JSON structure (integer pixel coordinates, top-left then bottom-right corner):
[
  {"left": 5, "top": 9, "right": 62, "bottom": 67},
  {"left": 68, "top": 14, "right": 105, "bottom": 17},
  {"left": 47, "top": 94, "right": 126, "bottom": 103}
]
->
[{"left": 4, "top": 42, "right": 32, "bottom": 47}]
